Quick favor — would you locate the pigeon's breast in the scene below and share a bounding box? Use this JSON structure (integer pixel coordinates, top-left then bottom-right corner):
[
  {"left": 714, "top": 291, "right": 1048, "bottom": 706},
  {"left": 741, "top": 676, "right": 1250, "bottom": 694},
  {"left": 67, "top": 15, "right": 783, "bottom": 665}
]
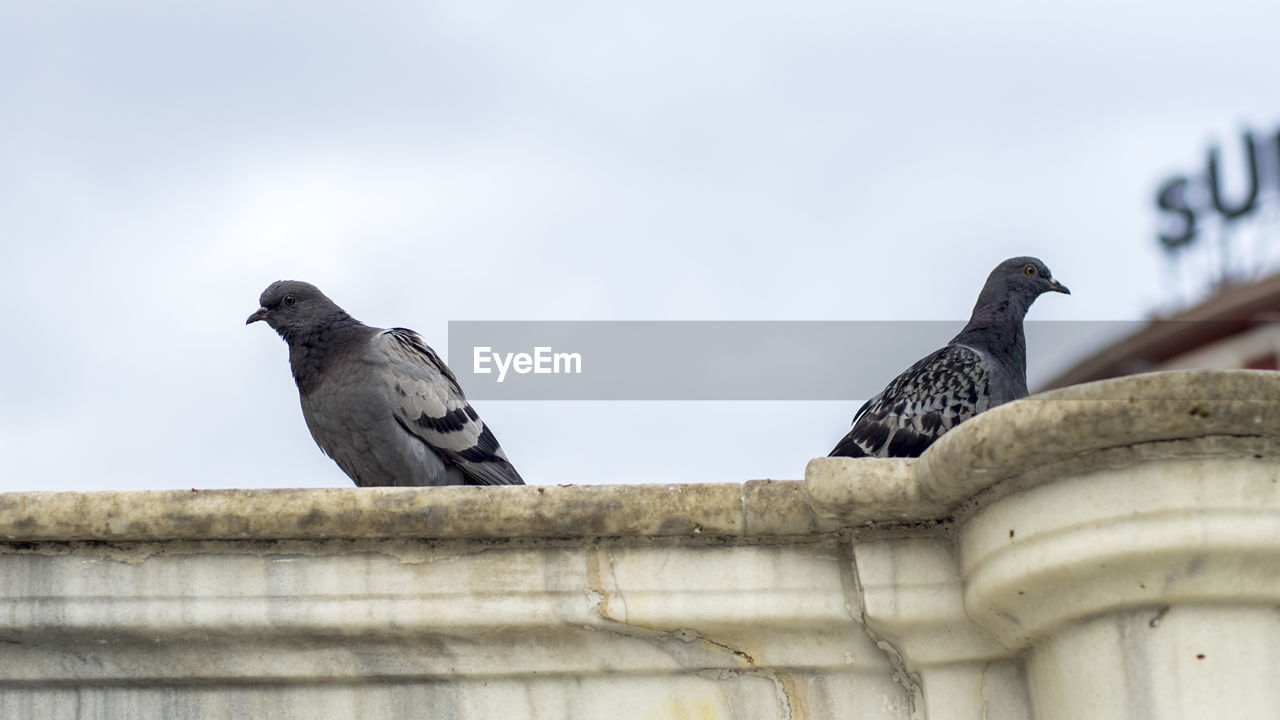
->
[{"left": 964, "top": 345, "right": 1029, "bottom": 407}]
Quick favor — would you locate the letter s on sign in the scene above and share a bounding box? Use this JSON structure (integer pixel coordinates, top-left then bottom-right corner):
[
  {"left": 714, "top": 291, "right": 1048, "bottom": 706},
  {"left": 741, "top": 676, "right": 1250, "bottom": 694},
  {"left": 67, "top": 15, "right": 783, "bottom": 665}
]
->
[{"left": 1156, "top": 177, "right": 1196, "bottom": 250}]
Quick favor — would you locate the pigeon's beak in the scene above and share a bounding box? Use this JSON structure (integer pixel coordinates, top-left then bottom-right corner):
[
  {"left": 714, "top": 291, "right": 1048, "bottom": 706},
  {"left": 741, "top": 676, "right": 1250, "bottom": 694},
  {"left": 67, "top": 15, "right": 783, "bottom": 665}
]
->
[
  {"left": 246, "top": 307, "right": 269, "bottom": 325},
  {"left": 1049, "top": 278, "right": 1070, "bottom": 295}
]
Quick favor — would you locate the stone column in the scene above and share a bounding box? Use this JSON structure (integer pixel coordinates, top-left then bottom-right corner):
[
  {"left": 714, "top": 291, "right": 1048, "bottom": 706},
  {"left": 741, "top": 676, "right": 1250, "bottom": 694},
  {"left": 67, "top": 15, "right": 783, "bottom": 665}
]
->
[
  {"left": 929, "top": 371, "right": 1280, "bottom": 720},
  {"left": 813, "top": 370, "right": 1280, "bottom": 720}
]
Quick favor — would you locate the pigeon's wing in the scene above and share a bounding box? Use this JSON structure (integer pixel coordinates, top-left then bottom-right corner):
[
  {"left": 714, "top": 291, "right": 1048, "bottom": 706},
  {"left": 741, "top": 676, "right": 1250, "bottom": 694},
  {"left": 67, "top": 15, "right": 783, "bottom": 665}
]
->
[
  {"left": 377, "top": 328, "right": 525, "bottom": 485},
  {"left": 829, "top": 344, "right": 992, "bottom": 458}
]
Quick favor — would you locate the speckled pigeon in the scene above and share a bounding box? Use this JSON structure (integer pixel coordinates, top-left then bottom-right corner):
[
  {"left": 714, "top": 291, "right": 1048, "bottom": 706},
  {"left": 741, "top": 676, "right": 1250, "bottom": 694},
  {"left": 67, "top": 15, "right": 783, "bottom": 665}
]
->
[
  {"left": 829, "top": 257, "right": 1069, "bottom": 458},
  {"left": 248, "top": 281, "right": 524, "bottom": 486}
]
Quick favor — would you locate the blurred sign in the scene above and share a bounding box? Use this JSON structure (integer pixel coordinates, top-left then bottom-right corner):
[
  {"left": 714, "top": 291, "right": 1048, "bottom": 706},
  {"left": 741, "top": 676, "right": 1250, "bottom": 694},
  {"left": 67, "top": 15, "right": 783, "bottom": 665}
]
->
[{"left": 1156, "top": 128, "right": 1279, "bottom": 251}]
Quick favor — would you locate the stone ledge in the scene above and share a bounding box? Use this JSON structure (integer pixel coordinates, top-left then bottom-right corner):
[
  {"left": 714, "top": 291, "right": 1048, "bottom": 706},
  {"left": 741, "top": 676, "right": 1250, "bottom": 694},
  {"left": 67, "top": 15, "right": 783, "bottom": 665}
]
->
[
  {"left": 0, "top": 480, "right": 838, "bottom": 543},
  {"left": 806, "top": 369, "right": 1280, "bottom": 524},
  {"left": 7, "top": 371, "right": 1275, "bottom": 545}
]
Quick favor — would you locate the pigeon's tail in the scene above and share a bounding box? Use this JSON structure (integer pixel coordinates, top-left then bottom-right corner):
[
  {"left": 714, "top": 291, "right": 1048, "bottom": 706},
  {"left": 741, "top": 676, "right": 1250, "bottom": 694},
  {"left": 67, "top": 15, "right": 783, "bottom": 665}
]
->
[
  {"left": 831, "top": 421, "right": 939, "bottom": 458},
  {"left": 828, "top": 434, "right": 870, "bottom": 458},
  {"left": 458, "top": 457, "right": 525, "bottom": 486}
]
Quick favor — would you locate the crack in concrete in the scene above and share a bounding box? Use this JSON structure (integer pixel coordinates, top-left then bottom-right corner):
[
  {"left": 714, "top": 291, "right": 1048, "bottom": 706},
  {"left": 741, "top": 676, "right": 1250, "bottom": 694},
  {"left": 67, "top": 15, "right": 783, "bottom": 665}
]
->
[
  {"left": 583, "top": 546, "right": 758, "bottom": 667},
  {"left": 766, "top": 671, "right": 795, "bottom": 719},
  {"left": 838, "top": 532, "right": 922, "bottom": 720},
  {"left": 580, "top": 546, "right": 814, "bottom": 714},
  {"left": 698, "top": 636, "right": 757, "bottom": 667},
  {"left": 603, "top": 547, "right": 631, "bottom": 624}
]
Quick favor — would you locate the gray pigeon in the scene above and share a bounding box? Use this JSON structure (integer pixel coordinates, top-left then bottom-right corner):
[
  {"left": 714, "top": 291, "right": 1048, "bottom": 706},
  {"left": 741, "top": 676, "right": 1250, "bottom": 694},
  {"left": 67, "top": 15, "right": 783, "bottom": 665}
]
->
[
  {"left": 248, "top": 281, "right": 524, "bottom": 486},
  {"left": 829, "top": 257, "right": 1069, "bottom": 458}
]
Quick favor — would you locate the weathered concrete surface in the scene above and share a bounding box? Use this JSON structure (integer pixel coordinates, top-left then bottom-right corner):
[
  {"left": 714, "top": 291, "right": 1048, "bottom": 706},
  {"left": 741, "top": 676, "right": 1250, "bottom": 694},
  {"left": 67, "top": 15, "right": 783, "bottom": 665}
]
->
[
  {"left": 0, "top": 480, "right": 834, "bottom": 542},
  {"left": 3, "top": 370, "right": 1279, "bottom": 719},
  {"left": 805, "top": 456, "right": 948, "bottom": 524},
  {"left": 0, "top": 484, "right": 912, "bottom": 718},
  {"left": 0, "top": 536, "right": 911, "bottom": 719}
]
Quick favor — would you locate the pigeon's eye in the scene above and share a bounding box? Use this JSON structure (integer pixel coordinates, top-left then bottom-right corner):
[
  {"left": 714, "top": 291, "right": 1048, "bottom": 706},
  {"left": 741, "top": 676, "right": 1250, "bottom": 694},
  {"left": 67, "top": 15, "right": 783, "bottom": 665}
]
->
[
  {"left": 1024, "top": 265, "right": 1036, "bottom": 276},
  {"left": 283, "top": 295, "right": 296, "bottom": 307}
]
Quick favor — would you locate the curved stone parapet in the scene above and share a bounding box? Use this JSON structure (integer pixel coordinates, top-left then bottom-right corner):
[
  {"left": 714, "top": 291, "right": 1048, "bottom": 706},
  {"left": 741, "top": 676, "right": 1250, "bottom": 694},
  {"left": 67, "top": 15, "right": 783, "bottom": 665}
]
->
[
  {"left": 807, "top": 369, "right": 1280, "bottom": 523},
  {"left": 918, "top": 369, "right": 1280, "bottom": 508}
]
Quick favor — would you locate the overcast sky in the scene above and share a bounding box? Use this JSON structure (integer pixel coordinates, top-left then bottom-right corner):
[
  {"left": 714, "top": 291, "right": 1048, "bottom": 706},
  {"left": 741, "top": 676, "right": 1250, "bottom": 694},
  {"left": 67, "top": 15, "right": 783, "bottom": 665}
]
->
[{"left": 3, "top": 1, "right": 1278, "bottom": 491}]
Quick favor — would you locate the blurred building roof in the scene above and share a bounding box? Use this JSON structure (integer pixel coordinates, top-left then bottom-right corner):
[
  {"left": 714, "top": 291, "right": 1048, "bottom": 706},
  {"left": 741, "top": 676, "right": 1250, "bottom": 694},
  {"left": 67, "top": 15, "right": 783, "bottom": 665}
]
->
[{"left": 1043, "top": 270, "right": 1280, "bottom": 389}]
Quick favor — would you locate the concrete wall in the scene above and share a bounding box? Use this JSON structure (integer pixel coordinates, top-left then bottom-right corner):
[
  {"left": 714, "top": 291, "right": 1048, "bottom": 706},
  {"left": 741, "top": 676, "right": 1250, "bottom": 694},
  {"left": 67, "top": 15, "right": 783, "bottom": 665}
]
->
[{"left": 2, "top": 370, "right": 1278, "bottom": 719}]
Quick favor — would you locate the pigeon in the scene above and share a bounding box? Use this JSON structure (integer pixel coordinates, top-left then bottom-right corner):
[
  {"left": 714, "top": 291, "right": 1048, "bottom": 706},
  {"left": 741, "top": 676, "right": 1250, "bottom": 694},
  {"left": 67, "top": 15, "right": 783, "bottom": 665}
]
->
[
  {"left": 829, "top": 257, "right": 1069, "bottom": 458},
  {"left": 248, "top": 281, "right": 524, "bottom": 486}
]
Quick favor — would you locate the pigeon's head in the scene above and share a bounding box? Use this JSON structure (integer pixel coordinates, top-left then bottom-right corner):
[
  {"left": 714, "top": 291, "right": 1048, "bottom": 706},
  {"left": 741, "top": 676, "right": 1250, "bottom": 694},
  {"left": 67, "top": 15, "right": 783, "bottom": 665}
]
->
[
  {"left": 246, "top": 280, "right": 347, "bottom": 340},
  {"left": 992, "top": 256, "right": 1070, "bottom": 301},
  {"left": 956, "top": 257, "right": 1069, "bottom": 352}
]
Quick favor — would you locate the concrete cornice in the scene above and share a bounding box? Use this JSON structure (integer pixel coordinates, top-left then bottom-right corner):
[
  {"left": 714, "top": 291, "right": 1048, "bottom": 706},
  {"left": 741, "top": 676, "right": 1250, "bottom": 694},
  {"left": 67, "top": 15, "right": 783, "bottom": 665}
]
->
[
  {"left": 0, "top": 479, "right": 840, "bottom": 543},
  {"left": 3, "top": 370, "right": 1276, "bottom": 544},
  {"left": 921, "top": 368, "right": 1280, "bottom": 501},
  {"left": 807, "top": 369, "right": 1280, "bottom": 524}
]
